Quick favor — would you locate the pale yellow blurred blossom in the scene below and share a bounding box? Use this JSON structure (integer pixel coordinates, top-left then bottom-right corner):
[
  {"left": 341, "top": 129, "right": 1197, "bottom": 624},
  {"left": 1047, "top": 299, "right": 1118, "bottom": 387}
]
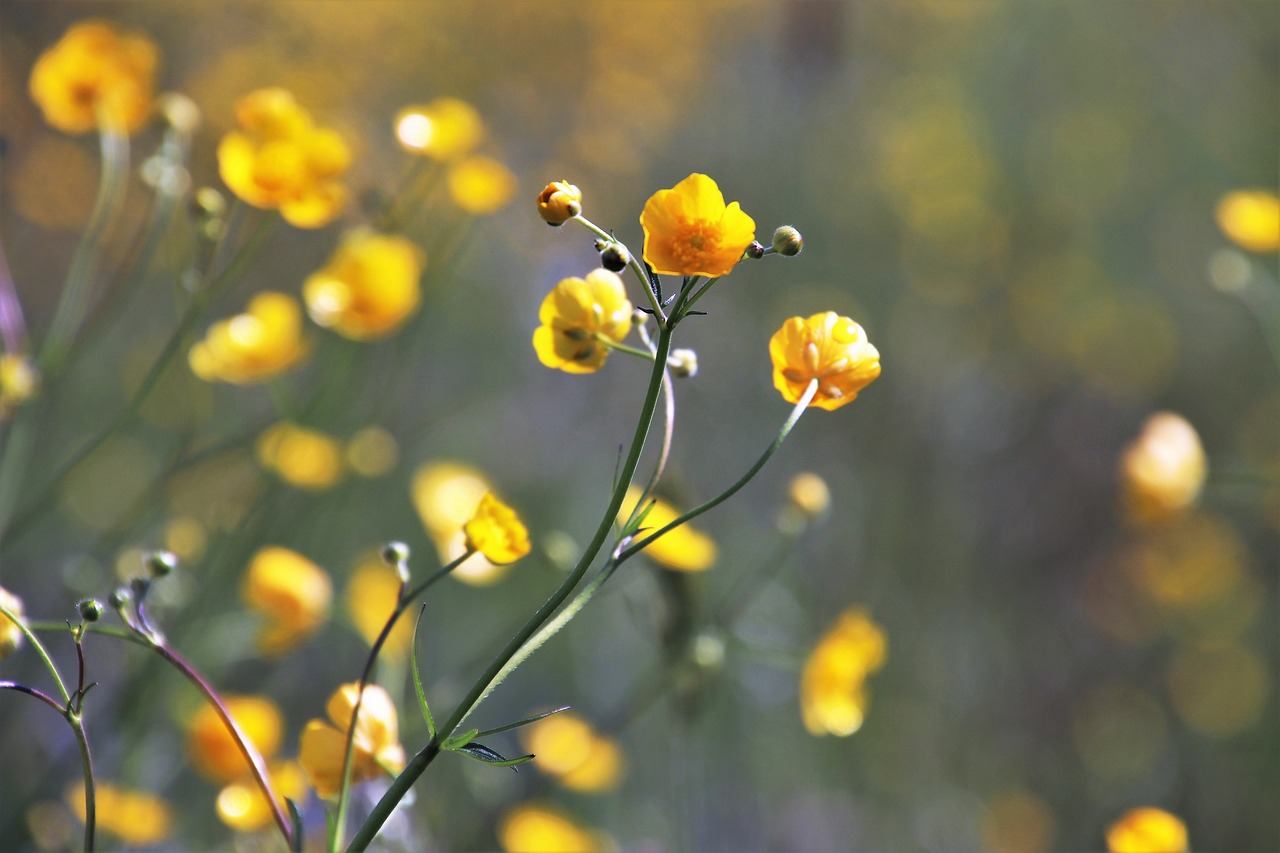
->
[
  {"left": 1105, "top": 807, "right": 1188, "bottom": 853},
  {"left": 29, "top": 20, "right": 158, "bottom": 134},
  {"left": 787, "top": 472, "right": 831, "bottom": 518},
  {"left": 412, "top": 461, "right": 511, "bottom": 585},
  {"left": 186, "top": 695, "right": 283, "bottom": 784},
  {"left": 241, "top": 547, "right": 332, "bottom": 656},
  {"left": 1119, "top": 412, "right": 1206, "bottom": 526},
  {"left": 449, "top": 155, "right": 517, "bottom": 214},
  {"left": 299, "top": 683, "right": 405, "bottom": 798},
  {"left": 256, "top": 422, "right": 345, "bottom": 490},
  {"left": 618, "top": 486, "right": 717, "bottom": 572},
  {"left": 164, "top": 516, "right": 207, "bottom": 563},
  {"left": 1215, "top": 190, "right": 1280, "bottom": 253},
  {"left": 394, "top": 98, "right": 483, "bottom": 160},
  {"left": 464, "top": 492, "right": 532, "bottom": 564},
  {"left": 189, "top": 292, "right": 309, "bottom": 384},
  {"left": 216, "top": 760, "right": 305, "bottom": 833},
  {"left": 66, "top": 783, "right": 172, "bottom": 846},
  {"left": 303, "top": 230, "right": 424, "bottom": 341},
  {"left": 499, "top": 803, "right": 607, "bottom": 853},
  {"left": 0, "top": 354, "right": 39, "bottom": 418},
  {"left": 0, "top": 586, "right": 25, "bottom": 659},
  {"left": 345, "top": 426, "right": 398, "bottom": 477},
  {"left": 521, "top": 712, "right": 625, "bottom": 792},
  {"left": 800, "top": 607, "right": 887, "bottom": 736},
  {"left": 346, "top": 553, "right": 413, "bottom": 657},
  {"left": 980, "top": 790, "right": 1056, "bottom": 853}
]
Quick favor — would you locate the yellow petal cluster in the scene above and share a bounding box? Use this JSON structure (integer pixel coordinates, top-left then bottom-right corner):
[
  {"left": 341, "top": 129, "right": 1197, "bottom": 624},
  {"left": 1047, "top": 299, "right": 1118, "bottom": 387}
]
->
[
  {"left": 186, "top": 695, "right": 284, "bottom": 784},
  {"left": 640, "top": 173, "right": 756, "bottom": 278},
  {"left": 532, "top": 270, "right": 633, "bottom": 374},
  {"left": 464, "top": 492, "right": 532, "bottom": 565},
  {"left": 412, "top": 461, "right": 511, "bottom": 585},
  {"left": 189, "top": 292, "right": 309, "bottom": 384},
  {"left": 240, "top": 547, "right": 333, "bottom": 656},
  {"left": 800, "top": 607, "right": 887, "bottom": 737},
  {"left": 394, "top": 97, "right": 484, "bottom": 160},
  {"left": 619, "top": 486, "right": 717, "bottom": 572},
  {"left": 449, "top": 155, "right": 517, "bottom": 215},
  {"left": 521, "top": 712, "right": 625, "bottom": 792},
  {"left": 536, "top": 180, "right": 583, "bottom": 225},
  {"left": 1215, "top": 190, "right": 1280, "bottom": 253},
  {"left": 215, "top": 760, "right": 305, "bottom": 834},
  {"left": 299, "top": 682, "right": 405, "bottom": 798},
  {"left": 29, "top": 20, "right": 158, "bottom": 135},
  {"left": 1105, "top": 807, "right": 1189, "bottom": 853},
  {"left": 256, "top": 422, "right": 345, "bottom": 490},
  {"left": 303, "top": 230, "right": 424, "bottom": 341},
  {"left": 1119, "top": 412, "right": 1206, "bottom": 527},
  {"left": 0, "top": 586, "right": 25, "bottom": 660},
  {"left": 67, "top": 782, "right": 172, "bottom": 846},
  {"left": 217, "top": 88, "right": 350, "bottom": 228},
  {"left": 770, "top": 312, "right": 882, "bottom": 411},
  {"left": 345, "top": 552, "right": 413, "bottom": 657},
  {"left": 499, "top": 803, "right": 606, "bottom": 853}
]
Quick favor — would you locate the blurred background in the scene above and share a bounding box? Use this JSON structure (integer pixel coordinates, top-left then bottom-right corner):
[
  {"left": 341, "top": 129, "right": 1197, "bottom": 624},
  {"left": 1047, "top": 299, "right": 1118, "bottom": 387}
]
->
[{"left": 0, "top": 1, "right": 1276, "bottom": 850}]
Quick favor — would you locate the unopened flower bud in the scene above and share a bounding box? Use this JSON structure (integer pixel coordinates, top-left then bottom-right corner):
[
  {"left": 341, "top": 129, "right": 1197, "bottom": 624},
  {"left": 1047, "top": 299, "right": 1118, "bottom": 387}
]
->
[
  {"left": 382, "top": 541, "right": 410, "bottom": 567},
  {"left": 668, "top": 348, "right": 698, "bottom": 378},
  {"left": 129, "top": 577, "right": 151, "bottom": 600},
  {"left": 772, "top": 226, "right": 804, "bottom": 257},
  {"left": 108, "top": 587, "right": 132, "bottom": 610},
  {"left": 536, "top": 180, "right": 582, "bottom": 226},
  {"left": 745, "top": 241, "right": 766, "bottom": 260},
  {"left": 158, "top": 92, "right": 201, "bottom": 136},
  {"left": 599, "top": 241, "right": 631, "bottom": 273},
  {"left": 78, "top": 598, "right": 104, "bottom": 622},
  {"left": 146, "top": 550, "right": 178, "bottom": 578},
  {"left": 631, "top": 308, "right": 649, "bottom": 328}
]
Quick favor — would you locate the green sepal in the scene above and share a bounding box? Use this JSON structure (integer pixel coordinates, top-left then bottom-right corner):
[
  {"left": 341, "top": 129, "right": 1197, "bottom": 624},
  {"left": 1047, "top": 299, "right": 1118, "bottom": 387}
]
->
[
  {"left": 441, "top": 728, "right": 479, "bottom": 751},
  {"left": 286, "top": 797, "right": 305, "bottom": 853},
  {"left": 456, "top": 741, "right": 534, "bottom": 771},
  {"left": 411, "top": 605, "right": 435, "bottom": 739}
]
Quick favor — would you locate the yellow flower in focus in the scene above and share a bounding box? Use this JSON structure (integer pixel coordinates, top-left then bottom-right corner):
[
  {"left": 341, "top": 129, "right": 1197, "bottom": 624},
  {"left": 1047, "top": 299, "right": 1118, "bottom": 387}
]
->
[
  {"left": 303, "top": 230, "right": 424, "bottom": 341},
  {"left": 216, "top": 760, "right": 305, "bottom": 833},
  {"left": 532, "top": 270, "right": 633, "bottom": 374},
  {"left": 464, "top": 492, "right": 532, "bottom": 565},
  {"left": 449, "top": 155, "right": 517, "bottom": 215},
  {"left": 1119, "top": 412, "right": 1207, "bottom": 527},
  {"left": 619, "top": 486, "right": 717, "bottom": 572},
  {"left": 299, "top": 683, "right": 405, "bottom": 798},
  {"left": 256, "top": 421, "right": 345, "bottom": 490},
  {"left": 640, "top": 173, "right": 756, "bottom": 278},
  {"left": 67, "top": 783, "right": 171, "bottom": 846},
  {"left": 1, "top": 586, "right": 25, "bottom": 660},
  {"left": 189, "top": 292, "right": 309, "bottom": 385},
  {"left": 394, "top": 97, "right": 484, "bottom": 160},
  {"left": 241, "top": 547, "right": 332, "bottom": 656},
  {"left": 537, "top": 180, "right": 583, "bottom": 226},
  {"left": 346, "top": 553, "right": 413, "bottom": 657},
  {"left": 186, "top": 695, "right": 283, "bottom": 784},
  {"left": 412, "top": 461, "right": 511, "bottom": 585},
  {"left": 1216, "top": 190, "right": 1280, "bottom": 253},
  {"left": 770, "top": 312, "right": 882, "bottom": 411},
  {"left": 522, "top": 712, "right": 625, "bottom": 792},
  {"left": 499, "top": 803, "right": 605, "bottom": 853},
  {"left": 1106, "top": 807, "right": 1189, "bottom": 853},
  {"left": 800, "top": 607, "right": 887, "bottom": 736},
  {"left": 29, "top": 20, "right": 157, "bottom": 134},
  {"left": 217, "top": 88, "right": 350, "bottom": 228},
  {"left": 0, "top": 354, "right": 39, "bottom": 419}
]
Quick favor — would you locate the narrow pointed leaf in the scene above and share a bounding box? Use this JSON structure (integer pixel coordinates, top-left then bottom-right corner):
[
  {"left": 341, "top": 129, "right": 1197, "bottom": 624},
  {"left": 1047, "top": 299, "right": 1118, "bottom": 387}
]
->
[
  {"left": 456, "top": 741, "right": 534, "bottom": 771},
  {"left": 411, "top": 604, "right": 435, "bottom": 739},
  {"left": 442, "top": 728, "right": 479, "bottom": 751},
  {"left": 473, "top": 706, "right": 571, "bottom": 739},
  {"left": 286, "top": 797, "right": 305, "bottom": 853}
]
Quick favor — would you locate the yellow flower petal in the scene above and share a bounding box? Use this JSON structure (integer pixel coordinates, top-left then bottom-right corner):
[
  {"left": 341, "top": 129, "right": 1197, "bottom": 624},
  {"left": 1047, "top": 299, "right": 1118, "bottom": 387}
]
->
[
  {"left": 1119, "top": 412, "right": 1206, "bottom": 527},
  {"left": 29, "top": 21, "right": 158, "bottom": 135},
  {"left": 532, "top": 270, "right": 632, "bottom": 374},
  {"left": 1216, "top": 190, "right": 1280, "bottom": 253},
  {"left": 769, "top": 312, "right": 881, "bottom": 411},
  {"left": 640, "top": 173, "right": 756, "bottom": 278},
  {"left": 186, "top": 695, "right": 283, "bottom": 784},
  {"left": 464, "top": 492, "right": 531, "bottom": 564},
  {"left": 618, "top": 486, "right": 716, "bottom": 572},
  {"left": 1106, "top": 807, "right": 1189, "bottom": 853},
  {"left": 800, "top": 607, "right": 887, "bottom": 737},
  {"left": 241, "top": 547, "right": 332, "bottom": 656},
  {"left": 303, "top": 230, "right": 424, "bottom": 340}
]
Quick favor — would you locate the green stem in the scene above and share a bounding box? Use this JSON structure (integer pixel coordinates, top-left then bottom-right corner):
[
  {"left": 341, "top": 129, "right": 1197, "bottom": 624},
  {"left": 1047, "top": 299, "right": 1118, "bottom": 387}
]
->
[
  {"left": 572, "top": 215, "right": 667, "bottom": 324},
  {"left": 0, "top": 599, "right": 71, "bottom": 706}
]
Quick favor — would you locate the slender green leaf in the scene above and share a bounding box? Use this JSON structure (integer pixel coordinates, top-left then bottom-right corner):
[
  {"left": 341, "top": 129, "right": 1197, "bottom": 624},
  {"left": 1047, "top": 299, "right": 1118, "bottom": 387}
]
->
[
  {"left": 472, "top": 706, "right": 571, "bottom": 739},
  {"left": 456, "top": 741, "right": 534, "bottom": 771},
  {"left": 286, "top": 797, "right": 305, "bottom": 853},
  {"left": 441, "top": 728, "right": 479, "bottom": 751},
  {"left": 410, "top": 604, "right": 435, "bottom": 739}
]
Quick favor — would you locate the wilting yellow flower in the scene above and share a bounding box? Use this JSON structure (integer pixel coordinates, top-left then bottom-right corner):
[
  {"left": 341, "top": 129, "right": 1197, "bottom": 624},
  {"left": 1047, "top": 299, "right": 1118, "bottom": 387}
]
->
[
  {"left": 0, "top": 354, "right": 39, "bottom": 418},
  {"left": 218, "top": 88, "right": 350, "bottom": 228},
  {"left": 800, "top": 607, "right": 887, "bottom": 736},
  {"left": 187, "top": 695, "right": 284, "bottom": 784},
  {"left": 522, "top": 712, "right": 624, "bottom": 792},
  {"left": 256, "top": 422, "right": 345, "bottom": 490},
  {"left": 532, "top": 270, "right": 633, "bottom": 374},
  {"left": 537, "top": 180, "right": 582, "bottom": 225},
  {"left": 394, "top": 97, "right": 483, "bottom": 160},
  {"left": 640, "top": 173, "right": 756, "bottom": 278},
  {"left": 770, "top": 312, "right": 882, "bottom": 411},
  {"left": 67, "top": 782, "right": 171, "bottom": 846},
  {"left": 241, "top": 547, "right": 332, "bottom": 656},
  {"left": 464, "top": 492, "right": 532, "bottom": 564},
  {"left": 0, "top": 586, "right": 25, "bottom": 660},
  {"left": 1216, "top": 190, "right": 1280, "bottom": 253},
  {"left": 449, "top": 155, "right": 517, "bottom": 214},
  {"left": 216, "top": 760, "right": 305, "bottom": 834},
  {"left": 299, "top": 683, "right": 405, "bottom": 798},
  {"left": 1106, "top": 807, "right": 1189, "bottom": 853},
  {"left": 412, "top": 462, "right": 511, "bottom": 585},
  {"left": 29, "top": 20, "right": 157, "bottom": 134},
  {"left": 189, "top": 292, "right": 309, "bottom": 384},
  {"left": 346, "top": 553, "right": 412, "bottom": 657},
  {"left": 618, "top": 486, "right": 716, "bottom": 572},
  {"left": 303, "top": 230, "right": 424, "bottom": 341},
  {"left": 499, "top": 803, "right": 605, "bottom": 853},
  {"left": 1119, "top": 412, "right": 1206, "bottom": 527}
]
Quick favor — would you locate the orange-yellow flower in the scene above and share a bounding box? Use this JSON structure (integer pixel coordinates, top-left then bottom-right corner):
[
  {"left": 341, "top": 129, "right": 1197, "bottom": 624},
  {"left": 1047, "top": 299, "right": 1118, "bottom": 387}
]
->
[
  {"left": 0, "top": 586, "right": 25, "bottom": 659},
  {"left": 345, "top": 552, "right": 413, "bottom": 657},
  {"left": 499, "top": 803, "right": 606, "bottom": 853},
  {"left": 537, "top": 180, "right": 582, "bottom": 225},
  {"left": 393, "top": 98, "right": 483, "bottom": 160},
  {"left": 217, "top": 88, "right": 350, "bottom": 228},
  {"left": 303, "top": 230, "right": 424, "bottom": 340},
  {"left": 412, "top": 461, "right": 511, "bottom": 585},
  {"left": 256, "top": 422, "right": 345, "bottom": 490},
  {"left": 1119, "top": 412, "right": 1206, "bottom": 527},
  {"left": 521, "top": 712, "right": 625, "bottom": 792},
  {"left": 532, "top": 270, "right": 633, "bottom": 374},
  {"left": 216, "top": 760, "right": 306, "bottom": 834},
  {"left": 299, "top": 683, "right": 405, "bottom": 798},
  {"left": 186, "top": 695, "right": 284, "bottom": 784},
  {"left": 800, "top": 607, "right": 887, "bottom": 737},
  {"left": 189, "top": 292, "right": 309, "bottom": 384},
  {"left": 67, "top": 782, "right": 172, "bottom": 846},
  {"left": 241, "top": 547, "right": 332, "bottom": 656},
  {"left": 29, "top": 20, "right": 158, "bottom": 134},
  {"left": 1216, "top": 190, "right": 1280, "bottom": 253},
  {"left": 618, "top": 486, "right": 717, "bottom": 572},
  {"left": 464, "top": 492, "right": 531, "bottom": 565},
  {"left": 640, "top": 173, "right": 756, "bottom": 278},
  {"left": 1105, "top": 807, "right": 1189, "bottom": 853},
  {"left": 769, "top": 312, "right": 881, "bottom": 411},
  {"left": 449, "top": 155, "right": 517, "bottom": 215}
]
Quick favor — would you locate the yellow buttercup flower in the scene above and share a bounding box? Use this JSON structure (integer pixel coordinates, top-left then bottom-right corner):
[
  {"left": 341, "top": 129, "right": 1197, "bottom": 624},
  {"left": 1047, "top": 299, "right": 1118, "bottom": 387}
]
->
[
  {"left": 67, "top": 783, "right": 172, "bottom": 846},
  {"left": 1216, "top": 190, "right": 1280, "bottom": 253},
  {"left": 800, "top": 607, "right": 887, "bottom": 737},
  {"left": 256, "top": 422, "right": 345, "bottom": 490},
  {"left": 532, "top": 270, "right": 633, "bottom": 374},
  {"left": 522, "top": 712, "right": 625, "bottom": 792},
  {"left": 29, "top": 20, "right": 158, "bottom": 134},
  {"left": 303, "top": 230, "right": 424, "bottom": 341},
  {"left": 189, "top": 292, "right": 309, "bottom": 384},
  {"left": 537, "top": 180, "right": 583, "bottom": 225},
  {"left": 770, "top": 312, "right": 882, "bottom": 411},
  {"left": 412, "top": 461, "right": 511, "bottom": 585},
  {"left": 216, "top": 760, "right": 306, "bottom": 834},
  {"left": 787, "top": 472, "right": 831, "bottom": 518},
  {"left": 464, "top": 492, "right": 532, "bottom": 565},
  {"left": 1119, "top": 412, "right": 1206, "bottom": 527},
  {"left": 618, "top": 486, "right": 716, "bottom": 572},
  {"left": 640, "top": 173, "right": 756, "bottom": 278},
  {"left": 346, "top": 552, "right": 413, "bottom": 657},
  {"left": 1105, "top": 807, "right": 1189, "bottom": 853},
  {"left": 345, "top": 426, "right": 399, "bottom": 477},
  {"left": 217, "top": 88, "right": 350, "bottom": 228},
  {"left": 0, "top": 586, "right": 25, "bottom": 660},
  {"left": 241, "top": 547, "right": 333, "bottom": 656},
  {"left": 186, "top": 695, "right": 284, "bottom": 784},
  {"left": 449, "top": 155, "right": 517, "bottom": 215},
  {"left": 499, "top": 803, "right": 605, "bottom": 853},
  {"left": 299, "top": 683, "right": 405, "bottom": 798},
  {"left": 393, "top": 97, "right": 483, "bottom": 160}
]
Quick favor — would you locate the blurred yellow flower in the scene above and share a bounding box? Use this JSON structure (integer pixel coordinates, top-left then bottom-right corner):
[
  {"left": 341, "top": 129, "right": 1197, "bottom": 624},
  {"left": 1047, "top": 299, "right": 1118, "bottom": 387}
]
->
[
  {"left": 0, "top": 354, "right": 39, "bottom": 419},
  {"left": 218, "top": 88, "right": 350, "bottom": 228},
  {"left": 345, "top": 426, "right": 399, "bottom": 477},
  {"left": 521, "top": 712, "right": 625, "bottom": 792},
  {"left": 67, "top": 782, "right": 171, "bottom": 846},
  {"left": 303, "top": 230, "right": 424, "bottom": 341},
  {"left": 800, "top": 607, "right": 887, "bottom": 736},
  {"left": 186, "top": 695, "right": 283, "bottom": 784},
  {"left": 256, "top": 422, "right": 345, "bottom": 490},
  {"left": 394, "top": 97, "right": 483, "bottom": 160},
  {"left": 189, "top": 292, "right": 309, "bottom": 385},
  {"left": 299, "top": 682, "right": 405, "bottom": 798},
  {"left": 346, "top": 553, "right": 412, "bottom": 657},
  {"left": 640, "top": 173, "right": 756, "bottom": 278},
  {"left": 464, "top": 492, "right": 532, "bottom": 564},
  {"left": 0, "top": 586, "right": 25, "bottom": 660},
  {"left": 241, "top": 547, "right": 332, "bottom": 656},
  {"left": 1119, "top": 412, "right": 1206, "bottom": 527},
  {"left": 1216, "top": 190, "right": 1280, "bottom": 253},
  {"left": 29, "top": 20, "right": 158, "bottom": 134},
  {"left": 537, "top": 180, "right": 583, "bottom": 226},
  {"left": 499, "top": 803, "right": 605, "bottom": 853},
  {"left": 216, "top": 760, "right": 305, "bottom": 834},
  {"left": 412, "top": 461, "right": 511, "bottom": 585},
  {"left": 532, "top": 270, "right": 633, "bottom": 374},
  {"left": 1105, "top": 807, "right": 1188, "bottom": 853},
  {"left": 787, "top": 472, "right": 831, "bottom": 518},
  {"left": 770, "top": 312, "right": 882, "bottom": 411},
  {"left": 449, "top": 155, "right": 517, "bottom": 214},
  {"left": 618, "top": 486, "right": 717, "bottom": 572}
]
